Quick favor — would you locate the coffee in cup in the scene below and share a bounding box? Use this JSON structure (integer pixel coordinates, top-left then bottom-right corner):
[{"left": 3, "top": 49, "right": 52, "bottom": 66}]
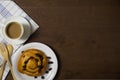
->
[{"left": 5, "top": 22, "right": 23, "bottom": 39}]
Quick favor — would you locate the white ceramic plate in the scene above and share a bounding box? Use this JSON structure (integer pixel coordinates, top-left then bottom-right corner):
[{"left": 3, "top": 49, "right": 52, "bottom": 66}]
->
[
  {"left": 11, "top": 42, "right": 58, "bottom": 80},
  {"left": 2, "top": 16, "right": 31, "bottom": 45}
]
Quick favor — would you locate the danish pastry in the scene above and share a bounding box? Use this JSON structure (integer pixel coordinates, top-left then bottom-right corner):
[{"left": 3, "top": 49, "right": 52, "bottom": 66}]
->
[{"left": 17, "top": 49, "right": 48, "bottom": 76}]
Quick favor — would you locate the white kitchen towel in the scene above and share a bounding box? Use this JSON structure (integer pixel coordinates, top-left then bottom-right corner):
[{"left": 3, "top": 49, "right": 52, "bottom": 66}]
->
[{"left": 0, "top": 0, "right": 39, "bottom": 80}]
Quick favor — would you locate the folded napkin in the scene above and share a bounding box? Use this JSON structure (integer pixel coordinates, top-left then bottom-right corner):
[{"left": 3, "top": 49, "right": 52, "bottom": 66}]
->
[{"left": 0, "top": 1, "right": 39, "bottom": 80}]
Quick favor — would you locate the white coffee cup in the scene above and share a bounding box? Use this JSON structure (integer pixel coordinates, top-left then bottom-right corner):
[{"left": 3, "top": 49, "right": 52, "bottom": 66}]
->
[
  {"left": 4, "top": 22, "right": 24, "bottom": 40},
  {"left": 2, "top": 17, "right": 31, "bottom": 45}
]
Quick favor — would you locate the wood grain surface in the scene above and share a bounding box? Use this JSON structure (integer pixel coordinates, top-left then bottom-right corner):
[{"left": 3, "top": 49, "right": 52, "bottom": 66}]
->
[{"left": 6, "top": 0, "right": 120, "bottom": 80}]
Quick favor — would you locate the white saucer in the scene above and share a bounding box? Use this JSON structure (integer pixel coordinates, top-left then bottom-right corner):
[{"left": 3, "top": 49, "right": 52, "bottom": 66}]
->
[
  {"left": 11, "top": 42, "right": 58, "bottom": 80},
  {"left": 2, "top": 16, "right": 31, "bottom": 45}
]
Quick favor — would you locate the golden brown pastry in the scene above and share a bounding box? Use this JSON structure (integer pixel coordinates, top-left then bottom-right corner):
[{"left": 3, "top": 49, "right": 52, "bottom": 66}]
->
[{"left": 17, "top": 49, "right": 48, "bottom": 76}]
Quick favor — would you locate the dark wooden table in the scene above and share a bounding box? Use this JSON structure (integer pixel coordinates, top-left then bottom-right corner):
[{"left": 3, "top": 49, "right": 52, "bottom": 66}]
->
[{"left": 6, "top": 0, "right": 120, "bottom": 80}]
